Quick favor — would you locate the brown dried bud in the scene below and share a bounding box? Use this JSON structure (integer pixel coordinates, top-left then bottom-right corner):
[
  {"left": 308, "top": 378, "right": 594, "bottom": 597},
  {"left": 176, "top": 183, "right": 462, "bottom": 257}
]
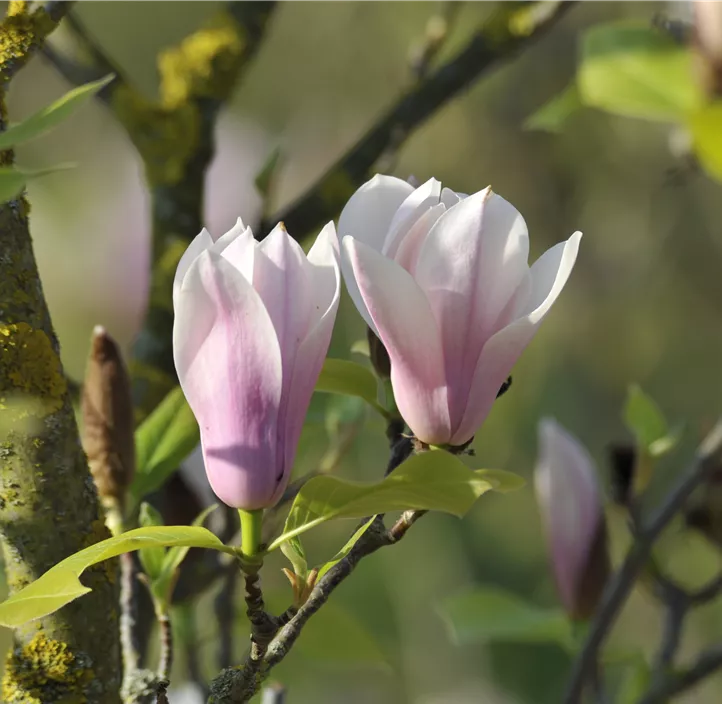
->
[
  {"left": 81, "top": 326, "right": 135, "bottom": 504},
  {"left": 367, "top": 326, "right": 391, "bottom": 379}
]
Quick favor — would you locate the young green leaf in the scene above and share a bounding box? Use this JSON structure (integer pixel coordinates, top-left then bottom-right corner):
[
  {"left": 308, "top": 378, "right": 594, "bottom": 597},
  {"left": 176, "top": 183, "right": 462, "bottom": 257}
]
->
[
  {"left": 281, "top": 535, "right": 308, "bottom": 579},
  {"left": 0, "top": 163, "right": 75, "bottom": 204},
  {"left": 315, "top": 358, "right": 387, "bottom": 418},
  {"left": 317, "top": 517, "right": 376, "bottom": 580},
  {"left": 149, "top": 505, "right": 220, "bottom": 604},
  {"left": 0, "top": 167, "right": 27, "bottom": 203},
  {"left": 616, "top": 652, "right": 651, "bottom": 704},
  {"left": 0, "top": 526, "right": 236, "bottom": 628},
  {"left": 129, "top": 386, "right": 200, "bottom": 509},
  {"left": 138, "top": 502, "right": 166, "bottom": 581},
  {"left": 525, "top": 83, "right": 582, "bottom": 133},
  {"left": 268, "top": 450, "right": 524, "bottom": 551},
  {"left": 440, "top": 587, "right": 574, "bottom": 650},
  {"left": 0, "top": 75, "right": 114, "bottom": 150},
  {"left": 578, "top": 23, "right": 702, "bottom": 122},
  {"left": 689, "top": 102, "right": 722, "bottom": 182},
  {"left": 623, "top": 385, "right": 668, "bottom": 451}
]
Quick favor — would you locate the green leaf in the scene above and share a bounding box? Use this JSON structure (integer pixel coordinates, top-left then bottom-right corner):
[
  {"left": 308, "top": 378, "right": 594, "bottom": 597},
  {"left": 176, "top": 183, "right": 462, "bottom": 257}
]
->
[
  {"left": 296, "top": 600, "right": 389, "bottom": 668},
  {"left": 130, "top": 386, "right": 200, "bottom": 509},
  {"left": 616, "top": 652, "right": 651, "bottom": 704},
  {"left": 158, "top": 505, "right": 219, "bottom": 581},
  {"left": 0, "top": 163, "right": 75, "bottom": 204},
  {"left": 317, "top": 517, "right": 376, "bottom": 580},
  {"left": 689, "top": 102, "right": 722, "bottom": 182},
  {"left": 0, "top": 167, "right": 27, "bottom": 202},
  {"left": 623, "top": 385, "right": 668, "bottom": 451},
  {"left": 138, "top": 503, "right": 166, "bottom": 580},
  {"left": 315, "top": 358, "right": 387, "bottom": 417},
  {"left": 0, "top": 75, "right": 113, "bottom": 150},
  {"left": 578, "top": 23, "right": 702, "bottom": 122},
  {"left": 525, "top": 84, "right": 582, "bottom": 133},
  {"left": 0, "top": 526, "right": 236, "bottom": 628},
  {"left": 254, "top": 146, "right": 283, "bottom": 199},
  {"left": 268, "top": 450, "right": 524, "bottom": 551},
  {"left": 439, "top": 587, "right": 574, "bottom": 649},
  {"left": 648, "top": 424, "right": 683, "bottom": 458},
  {"left": 281, "top": 535, "right": 308, "bottom": 579}
]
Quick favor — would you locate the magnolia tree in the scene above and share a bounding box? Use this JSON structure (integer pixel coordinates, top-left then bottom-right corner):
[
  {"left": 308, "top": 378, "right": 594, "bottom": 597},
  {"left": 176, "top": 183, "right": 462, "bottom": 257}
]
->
[{"left": 1, "top": 2, "right": 722, "bottom": 704}]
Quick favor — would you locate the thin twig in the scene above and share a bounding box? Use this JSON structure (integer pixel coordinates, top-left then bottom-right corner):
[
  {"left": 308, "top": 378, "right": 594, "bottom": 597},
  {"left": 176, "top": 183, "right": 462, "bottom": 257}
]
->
[
  {"left": 563, "top": 420, "right": 722, "bottom": 704},
  {"left": 157, "top": 610, "right": 173, "bottom": 682},
  {"left": 120, "top": 552, "right": 141, "bottom": 683},
  {"left": 260, "top": 1, "right": 575, "bottom": 238},
  {"left": 638, "top": 643, "right": 722, "bottom": 704}
]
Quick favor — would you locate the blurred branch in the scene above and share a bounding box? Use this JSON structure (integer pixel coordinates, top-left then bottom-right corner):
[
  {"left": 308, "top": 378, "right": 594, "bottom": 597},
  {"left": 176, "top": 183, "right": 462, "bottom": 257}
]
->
[
  {"left": 563, "top": 420, "right": 722, "bottom": 704},
  {"left": 409, "top": 2, "right": 463, "bottom": 81},
  {"left": 638, "top": 644, "right": 722, "bottom": 704},
  {"left": 260, "top": 0, "right": 575, "bottom": 238},
  {"left": 214, "top": 558, "right": 239, "bottom": 671},
  {"left": 40, "top": 8, "right": 129, "bottom": 103}
]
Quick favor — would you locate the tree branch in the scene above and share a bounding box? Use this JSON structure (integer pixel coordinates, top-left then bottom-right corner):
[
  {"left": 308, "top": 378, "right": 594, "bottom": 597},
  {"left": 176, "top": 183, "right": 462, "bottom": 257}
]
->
[
  {"left": 563, "top": 419, "right": 722, "bottom": 704},
  {"left": 260, "top": 0, "right": 576, "bottom": 239},
  {"left": 0, "top": 3, "right": 122, "bottom": 702},
  {"left": 638, "top": 643, "right": 722, "bottom": 704},
  {"left": 0, "top": 0, "right": 73, "bottom": 84}
]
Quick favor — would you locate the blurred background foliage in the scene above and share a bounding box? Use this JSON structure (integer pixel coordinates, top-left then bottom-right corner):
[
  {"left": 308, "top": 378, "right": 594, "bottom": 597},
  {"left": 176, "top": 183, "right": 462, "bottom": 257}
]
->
[{"left": 3, "top": 1, "right": 722, "bottom": 702}]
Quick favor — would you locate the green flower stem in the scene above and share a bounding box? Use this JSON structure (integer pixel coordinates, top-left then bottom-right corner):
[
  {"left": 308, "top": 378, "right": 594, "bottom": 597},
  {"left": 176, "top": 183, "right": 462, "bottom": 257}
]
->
[{"left": 239, "top": 509, "right": 264, "bottom": 563}]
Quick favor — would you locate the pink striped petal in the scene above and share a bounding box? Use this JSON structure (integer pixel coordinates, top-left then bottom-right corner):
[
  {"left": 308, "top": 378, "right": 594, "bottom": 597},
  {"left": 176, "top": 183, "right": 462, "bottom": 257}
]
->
[
  {"left": 415, "top": 189, "right": 530, "bottom": 431},
  {"left": 343, "top": 237, "right": 451, "bottom": 444},
  {"left": 173, "top": 250, "right": 283, "bottom": 509},
  {"left": 272, "top": 222, "right": 341, "bottom": 504},
  {"left": 449, "top": 232, "right": 581, "bottom": 445}
]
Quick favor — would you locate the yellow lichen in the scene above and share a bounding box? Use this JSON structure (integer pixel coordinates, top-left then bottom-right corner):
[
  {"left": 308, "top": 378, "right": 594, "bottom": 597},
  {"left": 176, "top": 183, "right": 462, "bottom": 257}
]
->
[
  {"left": 111, "top": 84, "right": 199, "bottom": 186},
  {"left": 0, "top": 323, "right": 66, "bottom": 418},
  {"left": 158, "top": 10, "right": 246, "bottom": 108},
  {"left": 2, "top": 633, "right": 95, "bottom": 704},
  {"left": 6, "top": 2, "right": 28, "bottom": 18}
]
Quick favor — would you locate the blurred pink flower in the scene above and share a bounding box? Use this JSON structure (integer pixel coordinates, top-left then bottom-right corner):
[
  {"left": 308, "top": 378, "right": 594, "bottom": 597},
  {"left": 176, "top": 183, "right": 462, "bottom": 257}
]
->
[
  {"left": 172, "top": 219, "right": 340, "bottom": 510},
  {"left": 339, "top": 175, "right": 581, "bottom": 446},
  {"left": 534, "top": 418, "right": 609, "bottom": 620}
]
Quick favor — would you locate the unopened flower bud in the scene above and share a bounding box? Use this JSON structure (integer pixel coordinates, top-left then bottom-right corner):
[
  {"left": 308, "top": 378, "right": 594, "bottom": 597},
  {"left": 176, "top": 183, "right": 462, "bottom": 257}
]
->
[
  {"left": 534, "top": 419, "right": 610, "bottom": 621},
  {"left": 81, "top": 326, "right": 135, "bottom": 506}
]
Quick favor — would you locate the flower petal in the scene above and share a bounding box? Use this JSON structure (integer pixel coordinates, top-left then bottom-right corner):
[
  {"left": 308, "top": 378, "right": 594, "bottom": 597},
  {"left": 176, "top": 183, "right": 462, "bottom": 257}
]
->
[
  {"left": 273, "top": 222, "right": 341, "bottom": 504},
  {"left": 173, "top": 250, "right": 283, "bottom": 509},
  {"left": 382, "top": 177, "right": 442, "bottom": 258},
  {"left": 337, "top": 174, "right": 415, "bottom": 251},
  {"left": 254, "top": 224, "right": 314, "bottom": 370},
  {"left": 173, "top": 228, "right": 213, "bottom": 305},
  {"left": 449, "top": 231, "right": 581, "bottom": 445},
  {"left": 343, "top": 237, "right": 450, "bottom": 444},
  {"left": 216, "top": 222, "right": 256, "bottom": 283},
  {"left": 415, "top": 189, "right": 530, "bottom": 430},
  {"left": 534, "top": 418, "right": 603, "bottom": 615},
  {"left": 393, "top": 203, "right": 445, "bottom": 275}
]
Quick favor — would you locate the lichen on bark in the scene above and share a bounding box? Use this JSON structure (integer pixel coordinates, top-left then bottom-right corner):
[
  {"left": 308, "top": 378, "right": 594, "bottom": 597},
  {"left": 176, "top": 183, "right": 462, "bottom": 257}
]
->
[{"left": 0, "top": 3, "right": 121, "bottom": 702}]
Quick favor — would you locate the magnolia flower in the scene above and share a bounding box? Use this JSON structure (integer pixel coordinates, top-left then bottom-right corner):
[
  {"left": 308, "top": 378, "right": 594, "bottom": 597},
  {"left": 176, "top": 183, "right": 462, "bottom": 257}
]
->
[
  {"left": 339, "top": 175, "right": 581, "bottom": 446},
  {"left": 172, "top": 219, "right": 340, "bottom": 510},
  {"left": 534, "top": 419, "right": 609, "bottom": 620}
]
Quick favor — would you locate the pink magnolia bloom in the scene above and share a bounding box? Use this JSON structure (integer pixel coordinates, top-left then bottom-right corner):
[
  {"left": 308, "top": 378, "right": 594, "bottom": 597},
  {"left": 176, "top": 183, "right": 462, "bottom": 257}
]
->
[
  {"left": 339, "top": 175, "right": 581, "bottom": 446},
  {"left": 172, "top": 219, "right": 340, "bottom": 510},
  {"left": 534, "top": 419, "right": 608, "bottom": 620}
]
